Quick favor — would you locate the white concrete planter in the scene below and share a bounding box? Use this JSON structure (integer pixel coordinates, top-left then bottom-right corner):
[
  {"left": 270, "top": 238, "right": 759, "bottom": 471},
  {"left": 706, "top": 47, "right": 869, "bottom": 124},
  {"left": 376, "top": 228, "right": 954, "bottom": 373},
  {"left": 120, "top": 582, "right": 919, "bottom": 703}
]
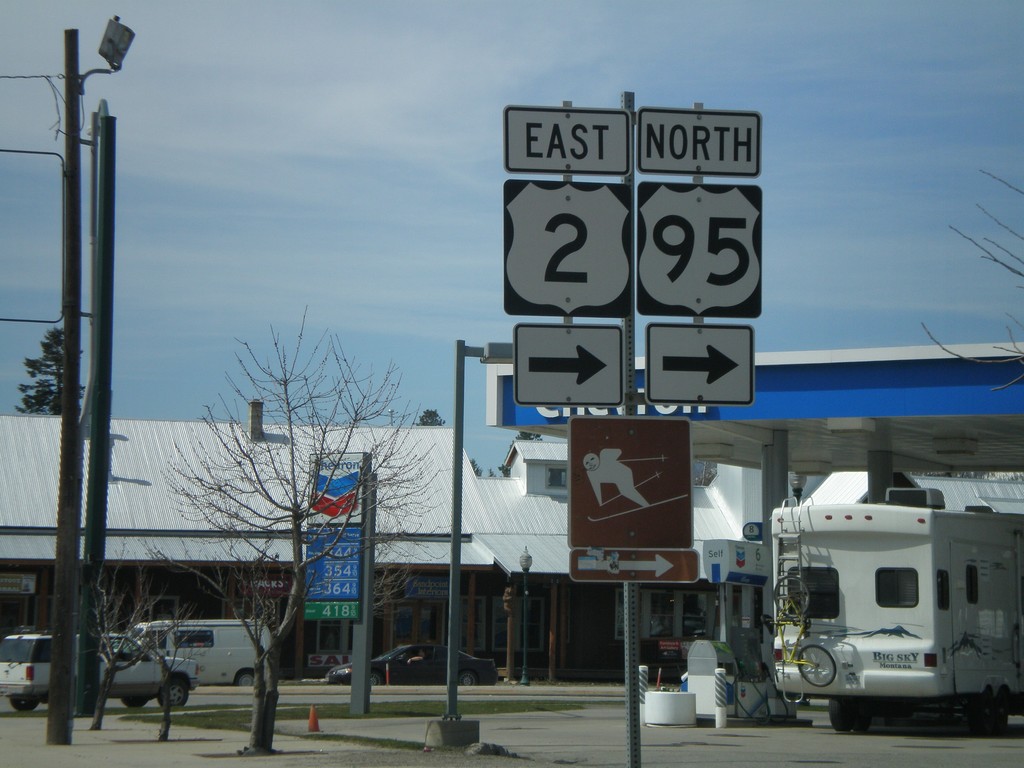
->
[{"left": 644, "top": 691, "right": 697, "bottom": 727}]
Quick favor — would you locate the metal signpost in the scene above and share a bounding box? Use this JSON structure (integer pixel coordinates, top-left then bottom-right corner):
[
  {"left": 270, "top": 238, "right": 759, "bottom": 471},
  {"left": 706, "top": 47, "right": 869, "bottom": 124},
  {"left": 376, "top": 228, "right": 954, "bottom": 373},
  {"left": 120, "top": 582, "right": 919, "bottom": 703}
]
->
[{"left": 501, "top": 95, "right": 762, "bottom": 768}]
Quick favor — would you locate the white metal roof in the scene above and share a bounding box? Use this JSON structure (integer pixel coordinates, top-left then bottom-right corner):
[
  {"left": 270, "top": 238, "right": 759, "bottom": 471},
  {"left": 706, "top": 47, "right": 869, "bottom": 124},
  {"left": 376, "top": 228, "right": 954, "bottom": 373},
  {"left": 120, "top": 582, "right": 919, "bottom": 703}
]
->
[{"left": 6, "top": 413, "right": 948, "bottom": 579}]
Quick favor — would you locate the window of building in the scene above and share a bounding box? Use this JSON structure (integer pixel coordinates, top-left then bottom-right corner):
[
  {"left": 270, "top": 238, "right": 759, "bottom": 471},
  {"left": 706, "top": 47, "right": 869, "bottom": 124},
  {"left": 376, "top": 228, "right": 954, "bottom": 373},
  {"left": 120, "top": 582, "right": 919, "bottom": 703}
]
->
[
  {"left": 317, "top": 621, "right": 345, "bottom": 653},
  {"left": 492, "top": 595, "right": 542, "bottom": 650},
  {"left": 614, "top": 589, "right": 710, "bottom": 640},
  {"left": 876, "top": 568, "right": 918, "bottom": 608},
  {"left": 647, "top": 592, "right": 674, "bottom": 637},
  {"left": 460, "top": 596, "right": 487, "bottom": 652},
  {"left": 546, "top": 466, "right": 567, "bottom": 489}
]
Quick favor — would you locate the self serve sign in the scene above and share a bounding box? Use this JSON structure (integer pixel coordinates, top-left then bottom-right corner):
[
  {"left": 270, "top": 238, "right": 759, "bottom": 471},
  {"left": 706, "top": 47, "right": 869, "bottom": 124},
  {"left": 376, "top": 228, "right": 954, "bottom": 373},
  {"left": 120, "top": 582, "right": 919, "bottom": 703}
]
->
[{"left": 703, "top": 539, "right": 768, "bottom": 585}]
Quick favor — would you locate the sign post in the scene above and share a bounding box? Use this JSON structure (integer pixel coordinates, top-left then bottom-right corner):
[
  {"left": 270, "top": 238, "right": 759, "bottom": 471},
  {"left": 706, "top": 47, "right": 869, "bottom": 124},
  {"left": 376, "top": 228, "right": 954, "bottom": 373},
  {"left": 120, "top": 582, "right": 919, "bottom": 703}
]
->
[{"left": 501, "top": 96, "right": 764, "bottom": 768}]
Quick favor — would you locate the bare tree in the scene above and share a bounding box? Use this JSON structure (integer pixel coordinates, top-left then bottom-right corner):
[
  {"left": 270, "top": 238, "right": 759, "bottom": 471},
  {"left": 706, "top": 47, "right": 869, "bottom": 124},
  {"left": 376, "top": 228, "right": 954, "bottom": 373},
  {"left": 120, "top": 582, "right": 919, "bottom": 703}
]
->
[
  {"left": 166, "top": 319, "right": 431, "bottom": 755},
  {"left": 88, "top": 567, "right": 150, "bottom": 731},
  {"left": 87, "top": 568, "right": 195, "bottom": 740},
  {"left": 925, "top": 171, "right": 1024, "bottom": 387}
]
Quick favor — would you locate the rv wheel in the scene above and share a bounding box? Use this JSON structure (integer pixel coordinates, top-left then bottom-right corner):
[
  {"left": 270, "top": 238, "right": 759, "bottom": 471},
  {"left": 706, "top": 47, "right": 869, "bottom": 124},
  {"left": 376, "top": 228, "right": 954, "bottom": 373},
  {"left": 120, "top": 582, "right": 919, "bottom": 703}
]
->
[
  {"left": 828, "top": 699, "right": 856, "bottom": 732},
  {"left": 966, "top": 688, "right": 995, "bottom": 736},
  {"left": 992, "top": 688, "right": 1010, "bottom": 735}
]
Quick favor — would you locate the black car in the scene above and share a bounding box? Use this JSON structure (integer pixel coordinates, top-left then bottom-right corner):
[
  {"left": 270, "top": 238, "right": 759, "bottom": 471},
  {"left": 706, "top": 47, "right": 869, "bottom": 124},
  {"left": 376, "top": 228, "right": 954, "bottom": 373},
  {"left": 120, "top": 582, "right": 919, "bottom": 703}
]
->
[{"left": 325, "top": 644, "right": 498, "bottom": 686}]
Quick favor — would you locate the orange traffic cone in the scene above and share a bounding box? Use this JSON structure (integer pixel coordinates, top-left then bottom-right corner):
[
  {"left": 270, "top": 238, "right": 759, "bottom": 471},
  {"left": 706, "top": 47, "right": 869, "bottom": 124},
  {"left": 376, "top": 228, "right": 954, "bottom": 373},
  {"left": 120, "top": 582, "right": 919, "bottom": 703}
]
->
[{"left": 308, "top": 704, "right": 321, "bottom": 733}]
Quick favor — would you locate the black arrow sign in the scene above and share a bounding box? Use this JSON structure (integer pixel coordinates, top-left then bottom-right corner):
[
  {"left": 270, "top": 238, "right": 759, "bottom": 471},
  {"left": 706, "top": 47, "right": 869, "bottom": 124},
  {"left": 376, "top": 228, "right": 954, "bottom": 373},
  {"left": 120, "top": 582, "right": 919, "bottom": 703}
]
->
[
  {"left": 529, "top": 345, "right": 607, "bottom": 385},
  {"left": 663, "top": 345, "right": 738, "bottom": 384}
]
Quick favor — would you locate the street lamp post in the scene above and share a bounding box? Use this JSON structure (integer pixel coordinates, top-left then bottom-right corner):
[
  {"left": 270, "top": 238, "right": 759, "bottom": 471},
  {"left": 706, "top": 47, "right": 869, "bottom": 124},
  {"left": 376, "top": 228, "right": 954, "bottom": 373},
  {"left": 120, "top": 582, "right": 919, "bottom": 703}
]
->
[
  {"left": 444, "top": 341, "right": 511, "bottom": 720},
  {"left": 48, "top": 19, "right": 133, "bottom": 746},
  {"left": 519, "top": 547, "right": 532, "bottom": 686}
]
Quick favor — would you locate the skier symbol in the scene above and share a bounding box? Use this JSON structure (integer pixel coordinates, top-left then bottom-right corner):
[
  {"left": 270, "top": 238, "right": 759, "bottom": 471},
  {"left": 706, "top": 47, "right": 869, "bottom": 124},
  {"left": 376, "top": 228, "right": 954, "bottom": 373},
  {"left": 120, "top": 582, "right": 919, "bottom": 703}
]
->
[
  {"left": 581, "top": 448, "right": 687, "bottom": 522},
  {"left": 583, "top": 449, "right": 650, "bottom": 507}
]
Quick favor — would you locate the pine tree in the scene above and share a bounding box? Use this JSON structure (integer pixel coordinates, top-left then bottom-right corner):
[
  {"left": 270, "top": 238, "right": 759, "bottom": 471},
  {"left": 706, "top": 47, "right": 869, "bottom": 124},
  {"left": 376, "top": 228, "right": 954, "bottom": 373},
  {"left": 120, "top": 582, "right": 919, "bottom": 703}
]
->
[
  {"left": 17, "top": 327, "right": 71, "bottom": 415},
  {"left": 416, "top": 408, "right": 445, "bottom": 426}
]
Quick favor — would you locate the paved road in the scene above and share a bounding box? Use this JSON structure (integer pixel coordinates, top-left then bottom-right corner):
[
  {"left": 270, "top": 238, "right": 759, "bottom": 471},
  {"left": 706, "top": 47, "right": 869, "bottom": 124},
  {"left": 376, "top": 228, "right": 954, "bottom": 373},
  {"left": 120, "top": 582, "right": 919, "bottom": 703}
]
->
[{"left": 3, "top": 685, "right": 1024, "bottom": 767}]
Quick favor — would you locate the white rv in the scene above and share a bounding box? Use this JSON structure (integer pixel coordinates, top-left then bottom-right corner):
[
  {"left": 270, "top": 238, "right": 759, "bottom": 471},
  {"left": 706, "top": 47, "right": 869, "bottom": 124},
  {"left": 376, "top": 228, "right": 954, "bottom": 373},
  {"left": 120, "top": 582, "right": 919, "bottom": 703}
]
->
[
  {"left": 770, "top": 488, "right": 1024, "bottom": 734},
  {"left": 134, "top": 619, "right": 269, "bottom": 687}
]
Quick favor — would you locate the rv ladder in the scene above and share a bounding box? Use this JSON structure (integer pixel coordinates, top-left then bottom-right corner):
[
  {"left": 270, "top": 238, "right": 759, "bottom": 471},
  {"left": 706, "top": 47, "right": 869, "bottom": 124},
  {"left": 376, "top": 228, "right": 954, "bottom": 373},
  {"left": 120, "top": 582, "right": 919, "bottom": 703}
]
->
[{"left": 776, "top": 533, "right": 803, "bottom": 581}]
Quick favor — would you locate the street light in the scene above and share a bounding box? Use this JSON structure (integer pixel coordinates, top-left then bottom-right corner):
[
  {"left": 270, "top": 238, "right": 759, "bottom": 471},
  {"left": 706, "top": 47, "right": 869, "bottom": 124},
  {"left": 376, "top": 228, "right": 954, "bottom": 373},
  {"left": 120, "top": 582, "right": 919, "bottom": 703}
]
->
[
  {"left": 789, "top": 473, "right": 806, "bottom": 504},
  {"left": 98, "top": 16, "right": 135, "bottom": 71},
  {"left": 444, "top": 341, "right": 511, "bottom": 721},
  {"left": 519, "top": 547, "right": 533, "bottom": 686},
  {"left": 49, "top": 20, "right": 133, "bottom": 746}
]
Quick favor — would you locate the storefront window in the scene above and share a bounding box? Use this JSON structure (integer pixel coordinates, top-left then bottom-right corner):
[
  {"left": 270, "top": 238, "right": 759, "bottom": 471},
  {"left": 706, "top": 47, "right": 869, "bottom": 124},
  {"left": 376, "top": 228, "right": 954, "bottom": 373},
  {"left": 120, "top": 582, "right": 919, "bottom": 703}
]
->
[
  {"left": 490, "top": 594, "right": 542, "bottom": 651},
  {"left": 460, "top": 596, "right": 487, "bottom": 652},
  {"left": 615, "top": 589, "right": 710, "bottom": 639},
  {"left": 317, "top": 620, "right": 344, "bottom": 652},
  {"left": 647, "top": 592, "right": 674, "bottom": 637}
]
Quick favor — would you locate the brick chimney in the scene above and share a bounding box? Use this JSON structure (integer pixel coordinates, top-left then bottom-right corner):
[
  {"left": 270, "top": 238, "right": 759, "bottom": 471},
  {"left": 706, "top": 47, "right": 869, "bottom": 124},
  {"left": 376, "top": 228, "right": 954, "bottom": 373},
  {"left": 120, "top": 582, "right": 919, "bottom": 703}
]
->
[{"left": 247, "top": 400, "right": 264, "bottom": 441}]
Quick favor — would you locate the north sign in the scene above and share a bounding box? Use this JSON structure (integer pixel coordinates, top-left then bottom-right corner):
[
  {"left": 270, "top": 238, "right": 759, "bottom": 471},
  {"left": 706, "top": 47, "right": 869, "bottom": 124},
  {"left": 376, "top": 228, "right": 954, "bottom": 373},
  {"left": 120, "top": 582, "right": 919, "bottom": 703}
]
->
[
  {"left": 645, "top": 323, "right": 754, "bottom": 406},
  {"left": 504, "top": 180, "right": 632, "bottom": 318},
  {"left": 514, "top": 323, "right": 623, "bottom": 407},
  {"left": 637, "top": 108, "right": 761, "bottom": 177},
  {"left": 504, "top": 106, "right": 632, "bottom": 176},
  {"left": 637, "top": 182, "right": 762, "bottom": 318}
]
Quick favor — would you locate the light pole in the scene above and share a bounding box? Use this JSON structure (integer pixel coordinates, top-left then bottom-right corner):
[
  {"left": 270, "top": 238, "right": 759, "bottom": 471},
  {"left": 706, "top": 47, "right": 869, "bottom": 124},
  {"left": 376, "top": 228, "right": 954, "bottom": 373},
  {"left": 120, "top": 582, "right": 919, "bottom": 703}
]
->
[
  {"left": 444, "top": 341, "right": 511, "bottom": 720},
  {"left": 49, "top": 18, "right": 133, "bottom": 745},
  {"left": 519, "top": 547, "right": 532, "bottom": 686}
]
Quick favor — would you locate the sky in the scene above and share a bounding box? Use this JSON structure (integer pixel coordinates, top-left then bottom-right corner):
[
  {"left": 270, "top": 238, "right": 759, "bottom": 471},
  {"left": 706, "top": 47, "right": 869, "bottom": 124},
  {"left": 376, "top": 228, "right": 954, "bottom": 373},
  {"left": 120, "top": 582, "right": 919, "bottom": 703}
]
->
[{"left": 1, "top": 1, "right": 1022, "bottom": 473}]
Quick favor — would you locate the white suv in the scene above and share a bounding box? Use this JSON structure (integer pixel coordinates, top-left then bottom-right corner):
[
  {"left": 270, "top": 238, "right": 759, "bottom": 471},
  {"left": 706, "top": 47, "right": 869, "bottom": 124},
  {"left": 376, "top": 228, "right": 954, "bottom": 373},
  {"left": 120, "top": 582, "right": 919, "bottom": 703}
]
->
[{"left": 0, "top": 633, "right": 200, "bottom": 711}]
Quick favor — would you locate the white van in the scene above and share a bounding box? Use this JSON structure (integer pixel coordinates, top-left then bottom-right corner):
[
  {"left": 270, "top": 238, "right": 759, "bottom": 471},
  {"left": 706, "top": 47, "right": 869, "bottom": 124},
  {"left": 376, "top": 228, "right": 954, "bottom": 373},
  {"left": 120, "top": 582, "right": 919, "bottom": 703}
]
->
[{"left": 134, "top": 620, "right": 269, "bottom": 687}]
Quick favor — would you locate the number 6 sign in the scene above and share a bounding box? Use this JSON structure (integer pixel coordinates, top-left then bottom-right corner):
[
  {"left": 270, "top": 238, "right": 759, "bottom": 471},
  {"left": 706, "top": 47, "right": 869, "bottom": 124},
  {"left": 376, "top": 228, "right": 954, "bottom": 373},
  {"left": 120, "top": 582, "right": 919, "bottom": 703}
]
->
[
  {"left": 504, "top": 180, "right": 632, "bottom": 317},
  {"left": 637, "top": 182, "right": 762, "bottom": 317}
]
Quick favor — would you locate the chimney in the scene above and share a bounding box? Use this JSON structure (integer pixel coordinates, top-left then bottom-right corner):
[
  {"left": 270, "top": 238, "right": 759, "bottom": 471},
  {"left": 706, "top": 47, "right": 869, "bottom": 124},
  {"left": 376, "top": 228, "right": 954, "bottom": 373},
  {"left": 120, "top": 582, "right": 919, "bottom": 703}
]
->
[{"left": 247, "top": 400, "right": 264, "bottom": 441}]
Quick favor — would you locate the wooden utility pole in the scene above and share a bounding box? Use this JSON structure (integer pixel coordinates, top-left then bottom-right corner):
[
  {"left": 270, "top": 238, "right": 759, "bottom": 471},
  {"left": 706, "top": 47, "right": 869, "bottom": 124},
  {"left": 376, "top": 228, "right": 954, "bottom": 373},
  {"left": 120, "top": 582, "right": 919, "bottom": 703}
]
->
[{"left": 48, "top": 28, "right": 84, "bottom": 746}]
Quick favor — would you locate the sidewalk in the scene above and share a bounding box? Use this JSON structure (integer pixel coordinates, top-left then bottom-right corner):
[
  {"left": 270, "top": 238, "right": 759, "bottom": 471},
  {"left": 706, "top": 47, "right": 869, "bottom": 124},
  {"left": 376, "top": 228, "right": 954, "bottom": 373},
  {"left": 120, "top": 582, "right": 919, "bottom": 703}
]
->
[{"left": 4, "top": 699, "right": 1020, "bottom": 768}]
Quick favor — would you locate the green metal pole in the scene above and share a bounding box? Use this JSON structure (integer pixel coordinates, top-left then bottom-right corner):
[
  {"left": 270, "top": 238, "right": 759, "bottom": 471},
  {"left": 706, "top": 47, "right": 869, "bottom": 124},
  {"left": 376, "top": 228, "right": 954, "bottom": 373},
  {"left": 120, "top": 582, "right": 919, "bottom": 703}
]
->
[{"left": 76, "top": 103, "right": 116, "bottom": 716}]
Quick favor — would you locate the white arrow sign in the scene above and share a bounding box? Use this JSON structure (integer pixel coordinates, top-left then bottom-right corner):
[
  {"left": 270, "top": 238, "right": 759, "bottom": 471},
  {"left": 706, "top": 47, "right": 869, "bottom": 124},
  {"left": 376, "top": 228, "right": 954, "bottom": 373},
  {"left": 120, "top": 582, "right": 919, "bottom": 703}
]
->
[
  {"left": 514, "top": 324, "right": 623, "bottom": 407},
  {"left": 645, "top": 323, "right": 754, "bottom": 406},
  {"left": 577, "top": 551, "right": 675, "bottom": 578}
]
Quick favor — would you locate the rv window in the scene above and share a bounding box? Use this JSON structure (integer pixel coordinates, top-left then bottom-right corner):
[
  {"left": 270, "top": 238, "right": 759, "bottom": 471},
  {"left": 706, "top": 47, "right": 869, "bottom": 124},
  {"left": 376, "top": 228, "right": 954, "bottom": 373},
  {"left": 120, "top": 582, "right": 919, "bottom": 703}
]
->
[
  {"left": 790, "top": 567, "right": 839, "bottom": 619},
  {"left": 966, "top": 565, "right": 979, "bottom": 604},
  {"left": 937, "top": 570, "right": 950, "bottom": 610},
  {"left": 876, "top": 569, "right": 918, "bottom": 608}
]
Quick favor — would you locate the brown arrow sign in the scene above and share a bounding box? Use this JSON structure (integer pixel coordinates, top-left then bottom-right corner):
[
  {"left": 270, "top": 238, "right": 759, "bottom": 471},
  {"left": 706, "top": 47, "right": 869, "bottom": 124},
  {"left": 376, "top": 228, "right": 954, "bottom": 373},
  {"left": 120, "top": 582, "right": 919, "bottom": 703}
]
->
[{"left": 570, "top": 548, "right": 699, "bottom": 583}]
